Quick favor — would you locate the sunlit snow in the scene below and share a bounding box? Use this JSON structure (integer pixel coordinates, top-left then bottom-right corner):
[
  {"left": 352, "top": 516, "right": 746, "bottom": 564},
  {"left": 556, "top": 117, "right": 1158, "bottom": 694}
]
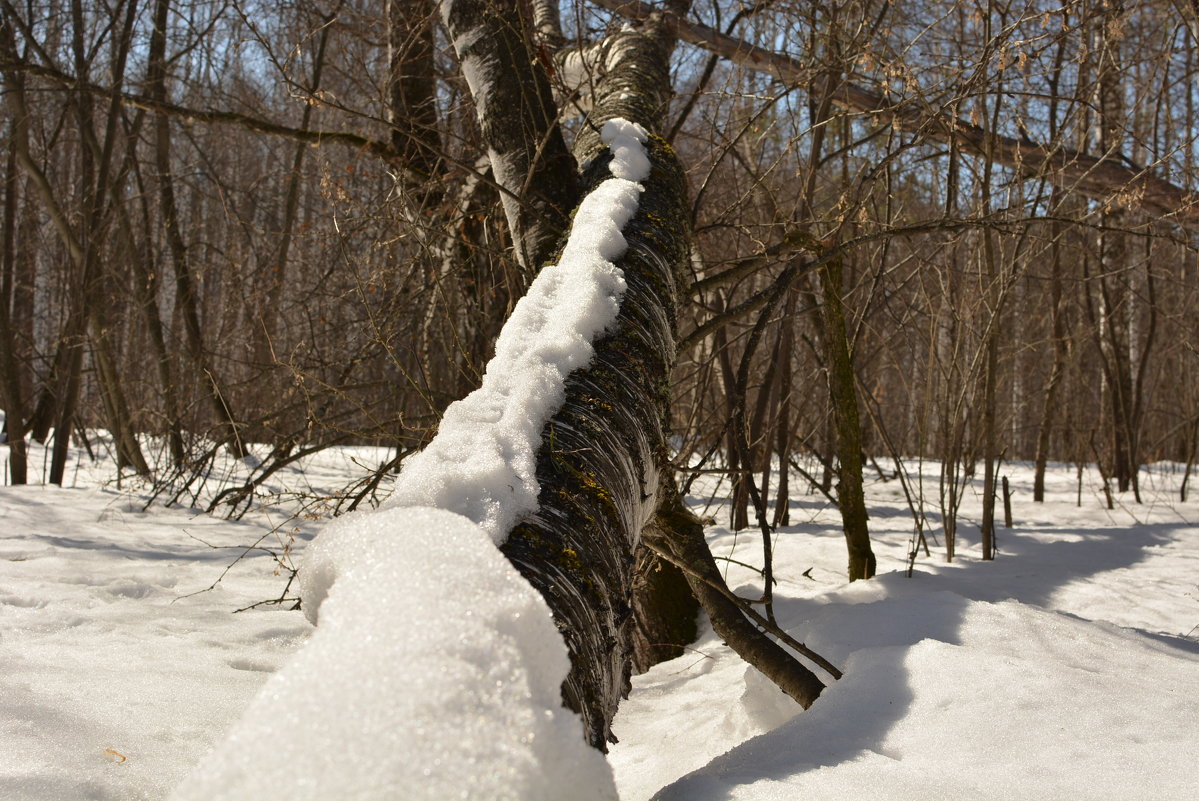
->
[
  {"left": 1, "top": 443, "right": 1197, "bottom": 800},
  {"left": 383, "top": 118, "right": 649, "bottom": 544}
]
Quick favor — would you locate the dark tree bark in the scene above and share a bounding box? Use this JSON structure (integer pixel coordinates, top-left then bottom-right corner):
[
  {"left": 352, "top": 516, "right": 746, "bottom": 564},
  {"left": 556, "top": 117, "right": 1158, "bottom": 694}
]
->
[
  {"left": 818, "top": 248, "right": 875, "bottom": 580},
  {"left": 715, "top": 323, "right": 751, "bottom": 531},
  {"left": 644, "top": 486, "right": 828, "bottom": 708},
  {"left": 1033, "top": 37, "right": 1074, "bottom": 504},
  {"left": 0, "top": 138, "right": 28, "bottom": 483},
  {"left": 388, "top": 0, "right": 442, "bottom": 194},
  {"left": 496, "top": 17, "right": 688, "bottom": 745},
  {"left": 772, "top": 300, "right": 795, "bottom": 528},
  {"left": 1034, "top": 200, "right": 1070, "bottom": 503},
  {"left": 797, "top": 40, "right": 876, "bottom": 581},
  {"left": 629, "top": 540, "right": 698, "bottom": 672}
]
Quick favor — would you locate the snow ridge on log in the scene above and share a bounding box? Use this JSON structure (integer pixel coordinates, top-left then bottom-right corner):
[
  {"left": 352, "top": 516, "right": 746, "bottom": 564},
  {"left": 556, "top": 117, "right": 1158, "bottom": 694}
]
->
[
  {"left": 172, "top": 506, "right": 618, "bottom": 801},
  {"left": 379, "top": 118, "right": 651, "bottom": 545}
]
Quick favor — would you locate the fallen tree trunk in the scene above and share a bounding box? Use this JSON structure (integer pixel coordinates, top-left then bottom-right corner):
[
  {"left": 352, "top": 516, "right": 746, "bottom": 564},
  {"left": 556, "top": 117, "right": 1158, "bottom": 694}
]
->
[
  {"left": 498, "top": 17, "right": 689, "bottom": 748},
  {"left": 501, "top": 14, "right": 832, "bottom": 748},
  {"left": 177, "top": 16, "right": 839, "bottom": 800}
]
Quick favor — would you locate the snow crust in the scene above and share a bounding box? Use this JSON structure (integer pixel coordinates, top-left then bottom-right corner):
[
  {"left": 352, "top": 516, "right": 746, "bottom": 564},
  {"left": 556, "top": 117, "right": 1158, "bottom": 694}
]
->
[
  {"left": 629, "top": 588, "right": 1199, "bottom": 801},
  {"left": 0, "top": 477, "right": 314, "bottom": 801},
  {"left": 168, "top": 119, "right": 652, "bottom": 800},
  {"left": 608, "top": 465, "right": 1199, "bottom": 801}
]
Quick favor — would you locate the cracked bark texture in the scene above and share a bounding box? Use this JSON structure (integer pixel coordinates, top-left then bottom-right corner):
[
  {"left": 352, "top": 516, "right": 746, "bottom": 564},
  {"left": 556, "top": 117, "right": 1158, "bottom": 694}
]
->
[
  {"left": 498, "top": 17, "right": 689, "bottom": 749},
  {"left": 445, "top": 2, "right": 828, "bottom": 748}
]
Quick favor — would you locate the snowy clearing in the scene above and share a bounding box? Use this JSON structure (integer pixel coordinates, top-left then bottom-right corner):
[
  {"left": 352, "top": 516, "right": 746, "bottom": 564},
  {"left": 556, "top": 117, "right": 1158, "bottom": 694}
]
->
[{"left": 1, "top": 443, "right": 1197, "bottom": 800}]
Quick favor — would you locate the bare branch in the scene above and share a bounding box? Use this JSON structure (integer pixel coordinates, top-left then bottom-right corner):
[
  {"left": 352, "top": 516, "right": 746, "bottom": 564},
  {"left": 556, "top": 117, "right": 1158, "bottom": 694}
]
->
[{"left": 595, "top": 0, "right": 1199, "bottom": 229}]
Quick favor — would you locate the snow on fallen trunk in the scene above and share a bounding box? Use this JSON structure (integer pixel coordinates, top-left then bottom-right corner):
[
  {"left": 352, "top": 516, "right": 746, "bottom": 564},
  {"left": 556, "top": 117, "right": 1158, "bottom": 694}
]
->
[
  {"left": 171, "top": 119, "right": 651, "bottom": 801},
  {"left": 379, "top": 117, "right": 651, "bottom": 546}
]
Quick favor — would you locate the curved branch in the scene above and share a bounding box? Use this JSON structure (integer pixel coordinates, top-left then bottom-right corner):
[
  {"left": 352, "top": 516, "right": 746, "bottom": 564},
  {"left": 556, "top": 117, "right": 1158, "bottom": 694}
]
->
[{"left": 646, "top": 488, "right": 840, "bottom": 688}]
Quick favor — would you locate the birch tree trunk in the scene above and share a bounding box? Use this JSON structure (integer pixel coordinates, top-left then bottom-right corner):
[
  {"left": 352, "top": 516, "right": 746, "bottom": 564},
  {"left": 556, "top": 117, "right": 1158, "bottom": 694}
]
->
[{"left": 494, "top": 15, "right": 689, "bottom": 749}]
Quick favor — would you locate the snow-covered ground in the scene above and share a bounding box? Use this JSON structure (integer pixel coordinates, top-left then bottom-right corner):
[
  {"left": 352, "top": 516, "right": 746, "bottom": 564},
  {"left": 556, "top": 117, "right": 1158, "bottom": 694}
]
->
[
  {"left": 1, "top": 442, "right": 1196, "bottom": 800},
  {"left": 0, "top": 442, "right": 373, "bottom": 800},
  {"left": 611, "top": 464, "right": 1199, "bottom": 800}
]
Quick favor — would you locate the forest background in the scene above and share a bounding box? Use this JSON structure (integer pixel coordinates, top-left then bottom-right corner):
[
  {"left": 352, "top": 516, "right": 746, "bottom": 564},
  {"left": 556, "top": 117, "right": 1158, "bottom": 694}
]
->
[
  {"left": 2, "top": 0, "right": 1197, "bottom": 521},
  {"left": 3, "top": 0, "right": 1199, "bottom": 794},
  {"left": 3, "top": 0, "right": 1197, "bottom": 550}
]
